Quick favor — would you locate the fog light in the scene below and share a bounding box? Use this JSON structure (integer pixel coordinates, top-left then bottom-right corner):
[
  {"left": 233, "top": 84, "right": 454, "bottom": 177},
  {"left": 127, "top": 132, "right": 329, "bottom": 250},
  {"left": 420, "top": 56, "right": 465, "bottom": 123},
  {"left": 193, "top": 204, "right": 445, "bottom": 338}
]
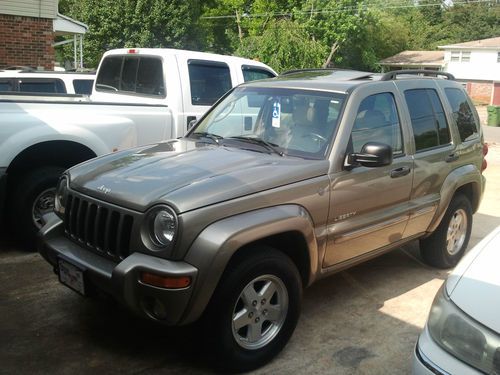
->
[{"left": 140, "top": 272, "right": 191, "bottom": 289}]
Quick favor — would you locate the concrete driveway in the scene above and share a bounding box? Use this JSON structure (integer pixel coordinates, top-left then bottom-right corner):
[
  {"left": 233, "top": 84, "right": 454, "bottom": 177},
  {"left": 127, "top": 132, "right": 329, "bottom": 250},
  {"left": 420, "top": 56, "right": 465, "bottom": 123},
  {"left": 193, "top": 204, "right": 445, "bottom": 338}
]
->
[{"left": 1, "top": 129, "right": 499, "bottom": 375}]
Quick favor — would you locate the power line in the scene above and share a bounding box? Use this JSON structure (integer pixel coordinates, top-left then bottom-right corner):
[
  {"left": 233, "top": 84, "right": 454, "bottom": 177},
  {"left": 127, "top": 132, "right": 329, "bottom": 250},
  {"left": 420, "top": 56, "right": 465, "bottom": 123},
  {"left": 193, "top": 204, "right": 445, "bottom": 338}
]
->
[{"left": 200, "top": 0, "right": 498, "bottom": 19}]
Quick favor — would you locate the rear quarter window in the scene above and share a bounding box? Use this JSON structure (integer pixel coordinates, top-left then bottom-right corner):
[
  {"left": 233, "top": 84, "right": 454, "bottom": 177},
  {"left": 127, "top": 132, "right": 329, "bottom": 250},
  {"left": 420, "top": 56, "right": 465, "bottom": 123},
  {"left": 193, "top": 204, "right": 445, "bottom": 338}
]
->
[
  {"left": 405, "top": 89, "right": 451, "bottom": 152},
  {"left": 73, "top": 79, "right": 93, "bottom": 95},
  {"left": 444, "top": 88, "right": 479, "bottom": 142}
]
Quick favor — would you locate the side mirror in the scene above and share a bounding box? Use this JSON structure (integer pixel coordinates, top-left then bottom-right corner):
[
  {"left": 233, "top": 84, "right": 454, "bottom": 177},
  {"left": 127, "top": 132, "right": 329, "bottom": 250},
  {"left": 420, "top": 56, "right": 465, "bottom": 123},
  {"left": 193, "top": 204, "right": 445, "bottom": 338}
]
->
[
  {"left": 187, "top": 117, "right": 197, "bottom": 130},
  {"left": 346, "top": 142, "right": 393, "bottom": 168}
]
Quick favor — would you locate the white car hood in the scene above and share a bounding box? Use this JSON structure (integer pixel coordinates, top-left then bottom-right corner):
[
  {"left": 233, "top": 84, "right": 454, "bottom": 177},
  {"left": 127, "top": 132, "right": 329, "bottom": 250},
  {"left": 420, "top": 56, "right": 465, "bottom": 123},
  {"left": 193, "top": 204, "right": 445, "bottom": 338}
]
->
[{"left": 446, "top": 226, "right": 500, "bottom": 334}]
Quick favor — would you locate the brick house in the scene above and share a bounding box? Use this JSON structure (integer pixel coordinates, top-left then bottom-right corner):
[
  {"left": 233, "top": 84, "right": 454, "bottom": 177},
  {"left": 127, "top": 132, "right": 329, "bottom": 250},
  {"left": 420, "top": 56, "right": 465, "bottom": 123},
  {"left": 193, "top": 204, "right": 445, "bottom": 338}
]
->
[
  {"left": 380, "top": 37, "right": 500, "bottom": 104},
  {"left": 0, "top": 0, "right": 87, "bottom": 71}
]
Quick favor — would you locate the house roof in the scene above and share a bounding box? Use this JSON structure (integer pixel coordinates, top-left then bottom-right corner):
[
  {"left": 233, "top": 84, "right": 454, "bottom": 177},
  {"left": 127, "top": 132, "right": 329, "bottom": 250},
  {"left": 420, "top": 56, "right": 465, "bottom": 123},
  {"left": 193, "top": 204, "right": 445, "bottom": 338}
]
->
[
  {"left": 379, "top": 51, "right": 444, "bottom": 66},
  {"left": 439, "top": 36, "right": 500, "bottom": 50}
]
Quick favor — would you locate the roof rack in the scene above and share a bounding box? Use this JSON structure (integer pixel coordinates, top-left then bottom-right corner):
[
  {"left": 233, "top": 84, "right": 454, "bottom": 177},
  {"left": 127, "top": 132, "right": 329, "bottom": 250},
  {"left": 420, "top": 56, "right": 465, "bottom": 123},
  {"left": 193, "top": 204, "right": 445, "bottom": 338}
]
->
[
  {"left": 380, "top": 70, "right": 455, "bottom": 81},
  {"left": 281, "top": 68, "right": 350, "bottom": 75}
]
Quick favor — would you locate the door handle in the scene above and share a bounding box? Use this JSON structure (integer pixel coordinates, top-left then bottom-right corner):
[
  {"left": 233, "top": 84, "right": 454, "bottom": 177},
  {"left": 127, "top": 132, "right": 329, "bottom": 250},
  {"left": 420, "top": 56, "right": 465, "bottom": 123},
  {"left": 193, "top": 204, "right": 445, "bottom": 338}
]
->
[
  {"left": 390, "top": 166, "right": 411, "bottom": 178},
  {"left": 445, "top": 153, "right": 459, "bottom": 163}
]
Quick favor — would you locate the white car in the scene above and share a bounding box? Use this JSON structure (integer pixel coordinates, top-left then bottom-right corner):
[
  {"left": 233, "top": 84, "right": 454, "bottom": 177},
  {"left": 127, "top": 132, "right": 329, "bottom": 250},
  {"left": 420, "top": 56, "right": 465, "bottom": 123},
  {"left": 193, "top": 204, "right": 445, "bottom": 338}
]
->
[{"left": 413, "top": 226, "right": 500, "bottom": 374}]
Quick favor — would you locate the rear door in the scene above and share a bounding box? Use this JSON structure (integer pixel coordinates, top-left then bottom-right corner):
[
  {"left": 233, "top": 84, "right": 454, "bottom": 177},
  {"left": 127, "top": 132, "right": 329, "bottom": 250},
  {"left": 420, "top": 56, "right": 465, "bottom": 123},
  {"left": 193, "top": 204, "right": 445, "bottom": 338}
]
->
[
  {"left": 395, "top": 80, "right": 458, "bottom": 238},
  {"left": 324, "top": 83, "right": 414, "bottom": 267}
]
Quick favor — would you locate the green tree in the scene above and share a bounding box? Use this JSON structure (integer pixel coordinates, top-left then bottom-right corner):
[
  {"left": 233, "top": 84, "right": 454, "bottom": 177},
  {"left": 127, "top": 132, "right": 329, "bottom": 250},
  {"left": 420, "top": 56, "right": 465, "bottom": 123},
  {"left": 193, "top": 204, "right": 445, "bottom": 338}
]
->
[
  {"left": 58, "top": 0, "right": 203, "bottom": 68},
  {"left": 236, "top": 19, "right": 327, "bottom": 72}
]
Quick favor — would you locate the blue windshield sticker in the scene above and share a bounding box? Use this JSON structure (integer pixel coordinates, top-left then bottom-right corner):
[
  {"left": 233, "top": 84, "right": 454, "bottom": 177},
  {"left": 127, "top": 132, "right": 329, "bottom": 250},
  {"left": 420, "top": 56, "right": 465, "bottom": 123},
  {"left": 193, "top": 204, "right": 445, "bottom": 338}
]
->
[{"left": 272, "top": 101, "right": 281, "bottom": 128}]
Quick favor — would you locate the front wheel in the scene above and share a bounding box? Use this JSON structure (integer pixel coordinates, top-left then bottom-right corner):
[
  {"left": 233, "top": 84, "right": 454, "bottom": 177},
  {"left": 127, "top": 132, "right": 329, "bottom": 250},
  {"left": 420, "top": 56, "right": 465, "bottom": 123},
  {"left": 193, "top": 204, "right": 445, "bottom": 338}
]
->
[
  {"left": 204, "top": 247, "right": 302, "bottom": 372},
  {"left": 420, "top": 194, "right": 473, "bottom": 268},
  {"left": 8, "top": 166, "right": 65, "bottom": 248}
]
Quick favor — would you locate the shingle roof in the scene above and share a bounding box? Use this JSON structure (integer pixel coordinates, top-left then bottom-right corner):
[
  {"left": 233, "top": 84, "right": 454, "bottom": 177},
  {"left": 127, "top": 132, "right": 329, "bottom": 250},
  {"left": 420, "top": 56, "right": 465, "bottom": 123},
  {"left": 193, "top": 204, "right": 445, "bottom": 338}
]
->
[
  {"left": 379, "top": 51, "right": 444, "bottom": 66},
  {"left": 439, "top": 36, "right": 500, "bottom": 49}
]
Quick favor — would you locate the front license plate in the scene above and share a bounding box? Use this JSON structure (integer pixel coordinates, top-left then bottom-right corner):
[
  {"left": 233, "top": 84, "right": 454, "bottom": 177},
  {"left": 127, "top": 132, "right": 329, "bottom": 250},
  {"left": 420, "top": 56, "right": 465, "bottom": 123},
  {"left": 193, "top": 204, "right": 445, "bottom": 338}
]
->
[{"left": 58, "top": 258, "right": 85, "bottom": 295}]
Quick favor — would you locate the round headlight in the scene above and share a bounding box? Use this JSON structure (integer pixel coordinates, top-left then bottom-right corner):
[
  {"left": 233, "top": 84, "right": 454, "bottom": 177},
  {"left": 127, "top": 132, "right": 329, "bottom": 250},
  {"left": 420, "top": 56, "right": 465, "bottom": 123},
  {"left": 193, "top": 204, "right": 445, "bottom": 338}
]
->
[
  {"left": 54, "top": 176, "right": 68, "bottom": 217},
  {"left": 149, "top": 207, "right": 177, "bottom": 248}
]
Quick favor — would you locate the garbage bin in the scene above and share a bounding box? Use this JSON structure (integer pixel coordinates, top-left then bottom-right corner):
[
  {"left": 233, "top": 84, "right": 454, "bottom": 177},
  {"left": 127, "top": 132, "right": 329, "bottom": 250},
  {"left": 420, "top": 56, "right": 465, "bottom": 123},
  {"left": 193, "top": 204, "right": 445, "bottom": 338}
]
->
[{"left": 487, "top": 105, "right": 500, "bottom": 126}]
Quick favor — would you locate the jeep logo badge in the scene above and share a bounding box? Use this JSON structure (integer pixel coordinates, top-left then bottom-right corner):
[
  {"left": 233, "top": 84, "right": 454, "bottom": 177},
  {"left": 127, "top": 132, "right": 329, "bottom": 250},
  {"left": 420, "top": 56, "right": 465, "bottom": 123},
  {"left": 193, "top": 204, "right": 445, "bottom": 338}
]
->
[{"left": 97, "top": 185, "right": 111, "bottom": 194}]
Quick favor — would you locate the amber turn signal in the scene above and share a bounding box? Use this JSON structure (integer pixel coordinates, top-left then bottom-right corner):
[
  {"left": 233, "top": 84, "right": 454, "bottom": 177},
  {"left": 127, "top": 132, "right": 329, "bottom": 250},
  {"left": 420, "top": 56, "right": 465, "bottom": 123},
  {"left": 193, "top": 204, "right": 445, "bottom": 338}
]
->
[{"left": 140, "top": 272, "right": 191, "bottom": 289}]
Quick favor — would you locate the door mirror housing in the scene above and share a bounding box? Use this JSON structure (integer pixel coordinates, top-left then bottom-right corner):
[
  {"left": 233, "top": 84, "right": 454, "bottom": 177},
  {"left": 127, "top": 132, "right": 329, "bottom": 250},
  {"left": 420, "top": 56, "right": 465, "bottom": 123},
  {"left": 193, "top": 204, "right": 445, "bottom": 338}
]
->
[{"left": 346, "top": 142, "right": 393, "bottom": 168}]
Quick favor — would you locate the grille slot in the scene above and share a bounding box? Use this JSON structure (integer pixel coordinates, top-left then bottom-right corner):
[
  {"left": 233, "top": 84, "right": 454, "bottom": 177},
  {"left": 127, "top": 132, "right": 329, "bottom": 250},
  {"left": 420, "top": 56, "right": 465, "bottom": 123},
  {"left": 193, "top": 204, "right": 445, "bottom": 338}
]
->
[{"left": 64, "top": 193, "right": 134, "bottom": 261}]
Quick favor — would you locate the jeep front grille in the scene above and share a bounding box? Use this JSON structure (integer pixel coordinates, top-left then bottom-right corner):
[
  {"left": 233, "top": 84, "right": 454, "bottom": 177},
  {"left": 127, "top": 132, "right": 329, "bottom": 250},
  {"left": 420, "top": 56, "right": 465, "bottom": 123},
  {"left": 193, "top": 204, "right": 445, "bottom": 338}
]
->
[{"left": 64, "top": 193, "right": 134, "bottom": 261}]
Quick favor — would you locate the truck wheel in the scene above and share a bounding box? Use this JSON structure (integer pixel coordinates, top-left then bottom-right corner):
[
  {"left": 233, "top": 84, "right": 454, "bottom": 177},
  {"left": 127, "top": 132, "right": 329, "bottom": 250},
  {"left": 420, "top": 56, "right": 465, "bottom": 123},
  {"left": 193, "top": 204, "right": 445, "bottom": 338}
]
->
[
  {"left": 204, "top": 247, "right": 302, "bottom": 372},
  {"left": 8, "top": 166, "right": 65, "bottom": 248},
  {"left": 420, "top": 194, "right": 472, "bottom": 269}
]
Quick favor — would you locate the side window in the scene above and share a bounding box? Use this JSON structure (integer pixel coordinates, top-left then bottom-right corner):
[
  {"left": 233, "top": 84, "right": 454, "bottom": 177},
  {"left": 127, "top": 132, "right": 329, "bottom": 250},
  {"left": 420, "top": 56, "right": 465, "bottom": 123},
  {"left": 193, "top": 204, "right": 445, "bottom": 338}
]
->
[
  {"left": 0, "top": 80, "right": 13, "bottom": 91},
  {"left": 405, "top": 89, "right": 451, "bottom": 152},
  {"left": 444, "top": 88, "right": 479, "bottom": 142},
  {"left": 242, "top": 66, "right": 276, "bottom": 82},
  {"left": 188, "top": 60, "right": 232, "bottom": 106},
  {"left": 95, "top": 56, "right": 165, "bottom": 97},
  {"left": 19, "top": 79, "right": 66, "bottom": 93},
  {"left": 351, "top": 92, "right": 403, "bottom": 154},
  {"left": 73, "top": 79, "right": 93, "bottom": 95}
]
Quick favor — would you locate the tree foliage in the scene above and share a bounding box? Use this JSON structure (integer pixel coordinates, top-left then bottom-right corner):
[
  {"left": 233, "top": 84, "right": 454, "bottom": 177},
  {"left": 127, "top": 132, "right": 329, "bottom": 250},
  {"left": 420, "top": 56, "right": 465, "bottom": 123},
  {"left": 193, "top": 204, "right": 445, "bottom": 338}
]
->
[{"left": 57, "top": 0, "right": 500, "bottom": 72}]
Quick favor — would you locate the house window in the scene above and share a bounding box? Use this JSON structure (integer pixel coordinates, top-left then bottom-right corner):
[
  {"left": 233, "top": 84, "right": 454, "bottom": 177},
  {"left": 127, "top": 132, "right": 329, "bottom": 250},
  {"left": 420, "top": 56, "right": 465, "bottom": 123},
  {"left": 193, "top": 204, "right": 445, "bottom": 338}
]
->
[
  {"left": 451, "top": 51, "right": 460, "bottom": 62},
  {"left": 497, "top": 52, "right": 500, "bottom": 63},
  {"left": 461, "top": 51, "right": 470, "bottom": 62},
  {"left": 450, "top": 51, "right": 471, "bottom": 63}
]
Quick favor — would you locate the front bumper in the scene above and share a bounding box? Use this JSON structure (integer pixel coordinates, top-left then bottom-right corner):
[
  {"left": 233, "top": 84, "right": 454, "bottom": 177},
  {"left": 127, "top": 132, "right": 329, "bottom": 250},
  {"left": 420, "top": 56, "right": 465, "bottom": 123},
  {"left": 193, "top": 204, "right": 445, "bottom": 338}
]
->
[
  {"left": 412, "top": 325, "right": 480, "bottom": 375},
  {"left": 38, "top": 215, "right": 198, "bottom": 325}
]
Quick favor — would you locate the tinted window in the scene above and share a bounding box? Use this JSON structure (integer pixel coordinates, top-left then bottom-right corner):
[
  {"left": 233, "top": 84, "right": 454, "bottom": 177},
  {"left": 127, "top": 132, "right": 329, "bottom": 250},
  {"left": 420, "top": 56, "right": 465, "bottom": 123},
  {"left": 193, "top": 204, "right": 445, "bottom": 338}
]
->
[
  {"left": 0, "top": 80, "right": 12, "bottom": 91},
  {"left": 96, "top": 55, "right": 165, "bottom": 97},
  {"left": 188, "top": 61, "right": 232, "bottom": 106},
  {"left": 19, "top": 80, "right": 66, "bottom": 93},
  {"left": 96, "top": 56, "right": 122, "bottom": 91},
  {"left": 242, "top": 66, "right": 275, "bottom": 82},
  {"left": 405, "top": 89, "right": 451, "bottom": 152},
  {"left": 136, "top": 58, "right": 165, "bottom": 96},
  {"left": 444, "top": 88, "right": 479, "bottom": 142},
  {"left": 351, "top": 92, "right": 403, "bottom": 154},
  {"left": 73, "top": 79, "right": 93, "bottom": 95}
]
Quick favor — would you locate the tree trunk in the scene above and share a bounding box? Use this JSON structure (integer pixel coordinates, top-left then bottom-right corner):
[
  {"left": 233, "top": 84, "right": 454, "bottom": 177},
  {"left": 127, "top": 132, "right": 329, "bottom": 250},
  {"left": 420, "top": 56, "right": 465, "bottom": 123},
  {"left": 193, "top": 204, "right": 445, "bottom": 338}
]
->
[
  {"left": 236, "top": 10, "right": 243, "bottom": 44},
  {"left": 322, "top": 42, "right": 339, "bottom": 68}
]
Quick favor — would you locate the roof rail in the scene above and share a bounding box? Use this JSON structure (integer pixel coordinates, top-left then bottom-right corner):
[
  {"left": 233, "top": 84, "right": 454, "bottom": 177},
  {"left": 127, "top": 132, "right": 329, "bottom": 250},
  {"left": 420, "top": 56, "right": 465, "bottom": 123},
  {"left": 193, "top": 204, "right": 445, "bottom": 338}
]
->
[
  {"left": 280, "top": 68, "right": 337, "bottom": 75},
  {"left": 380, "top": 70, "right": 455, "bottom": 81}
]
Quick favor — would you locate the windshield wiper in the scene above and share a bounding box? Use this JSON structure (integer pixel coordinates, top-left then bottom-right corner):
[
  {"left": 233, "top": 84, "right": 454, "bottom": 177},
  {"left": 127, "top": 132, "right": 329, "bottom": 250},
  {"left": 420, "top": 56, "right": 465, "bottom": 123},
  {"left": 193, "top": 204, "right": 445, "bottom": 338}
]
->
[
  {"left": 227, "top": 136, "right": 284, "bottom": 156},
  {"left": 191, "top": 132, "right": 224, "bottom": 144}
]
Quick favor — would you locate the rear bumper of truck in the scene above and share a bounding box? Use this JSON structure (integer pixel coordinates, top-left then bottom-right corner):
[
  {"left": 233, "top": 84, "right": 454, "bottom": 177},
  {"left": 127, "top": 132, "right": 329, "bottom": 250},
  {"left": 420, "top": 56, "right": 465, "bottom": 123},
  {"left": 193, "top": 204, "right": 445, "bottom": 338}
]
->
[{"left": 38, "top": 215, "right": 198, "bottom": 325}]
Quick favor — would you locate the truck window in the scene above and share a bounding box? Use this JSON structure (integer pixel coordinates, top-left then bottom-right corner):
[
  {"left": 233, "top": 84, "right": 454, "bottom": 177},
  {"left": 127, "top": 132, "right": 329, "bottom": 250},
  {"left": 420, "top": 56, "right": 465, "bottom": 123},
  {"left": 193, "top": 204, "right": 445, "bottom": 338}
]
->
[
  {"left": 242, "top": 66, "right": 276, "bottom": 82},
  {"left": 73, "top": 79, "right": 94, "bottom": 95},
  {"left": 351, "top": 92, "right": 403, "bottom": 155},
  {"left": 405, "top": 89, "right": 451, "bottom": 152},
  {"left": 444, "top": 88, "right": 479, "bottom": 142},
  {"left": 188, "top": 60, "right": 232, "bottom": 106},
  {"left": 19, "top": 79, "right": 66, "bottom": 93},
  {"left": 96, "top": 55, "right": 165, "bottom": 97}
]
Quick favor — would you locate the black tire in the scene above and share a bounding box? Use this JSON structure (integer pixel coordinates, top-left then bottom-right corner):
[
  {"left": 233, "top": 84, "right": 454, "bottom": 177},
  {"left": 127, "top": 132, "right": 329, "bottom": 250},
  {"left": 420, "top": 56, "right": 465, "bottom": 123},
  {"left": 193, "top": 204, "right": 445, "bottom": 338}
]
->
[
  {"left": 8, "top": 166, "right": 65, "bottom": 248},
  {"left": 420, "top": 194, "right": 473, "bottom": 269},
  {"left": 203, "top": 247, "right": 302, "bottom": 373}
]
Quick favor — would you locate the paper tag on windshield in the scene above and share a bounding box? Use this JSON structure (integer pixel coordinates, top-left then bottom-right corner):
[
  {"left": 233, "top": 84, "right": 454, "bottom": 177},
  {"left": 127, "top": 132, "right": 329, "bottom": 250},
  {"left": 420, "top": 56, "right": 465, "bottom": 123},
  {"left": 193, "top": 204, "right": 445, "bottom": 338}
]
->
[{"left": 271, "top": 101, "right": 281, "bottom": 128}]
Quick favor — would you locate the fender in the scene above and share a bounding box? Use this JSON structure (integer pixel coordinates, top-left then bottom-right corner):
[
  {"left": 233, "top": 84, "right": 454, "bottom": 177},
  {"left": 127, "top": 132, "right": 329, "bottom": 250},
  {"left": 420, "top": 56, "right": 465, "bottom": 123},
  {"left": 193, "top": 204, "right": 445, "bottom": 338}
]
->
[
  {"left": 181, "top": 204, "right": 318, "bottom": 324},
  {"left": 1, "top": 116, "right": 136, "bottom": 168},
  {"left": 427, "top": 164, "right": 484, "bottom": 233}
]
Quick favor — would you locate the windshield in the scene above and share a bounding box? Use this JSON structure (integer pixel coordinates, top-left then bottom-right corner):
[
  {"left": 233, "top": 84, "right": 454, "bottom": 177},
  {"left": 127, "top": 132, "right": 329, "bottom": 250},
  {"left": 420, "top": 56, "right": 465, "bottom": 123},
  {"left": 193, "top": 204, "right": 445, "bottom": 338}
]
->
[{"left": 189, "top": 86, "right": 346, "bottom": 159}]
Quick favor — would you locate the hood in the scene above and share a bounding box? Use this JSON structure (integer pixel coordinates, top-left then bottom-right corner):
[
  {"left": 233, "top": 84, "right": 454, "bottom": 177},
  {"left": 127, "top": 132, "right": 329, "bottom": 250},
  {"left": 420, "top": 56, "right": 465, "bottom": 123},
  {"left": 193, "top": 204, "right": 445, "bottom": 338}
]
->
[
  {"left": 69, "top": 138, "right": 328, "bottom": 213},
  {"left": 446, "top": 226, "right": 500, "bottom": 334}
]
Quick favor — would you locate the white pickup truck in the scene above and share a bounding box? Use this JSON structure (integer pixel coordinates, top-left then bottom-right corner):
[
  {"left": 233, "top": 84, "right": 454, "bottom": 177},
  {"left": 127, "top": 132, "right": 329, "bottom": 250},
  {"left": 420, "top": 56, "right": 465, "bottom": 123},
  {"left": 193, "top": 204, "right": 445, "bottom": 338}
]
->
[{"left": 0, "top": 48, "right": 276, "bottom": 244}]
